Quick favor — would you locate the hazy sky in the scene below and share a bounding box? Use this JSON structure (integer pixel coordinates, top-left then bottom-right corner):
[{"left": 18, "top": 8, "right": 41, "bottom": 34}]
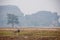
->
[{"left": 0, "top": 0, "right": 60, "bottom": 15}]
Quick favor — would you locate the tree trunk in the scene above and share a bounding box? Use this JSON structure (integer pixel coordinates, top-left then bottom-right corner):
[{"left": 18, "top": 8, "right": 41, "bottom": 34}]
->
[{"left": 12, "top": 23, "right": 14, "bottom": 28}]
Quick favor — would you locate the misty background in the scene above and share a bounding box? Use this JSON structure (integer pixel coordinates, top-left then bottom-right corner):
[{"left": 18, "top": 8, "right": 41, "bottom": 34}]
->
[{"left": 0, "top": 0, "right": 60, "bottom": 28}]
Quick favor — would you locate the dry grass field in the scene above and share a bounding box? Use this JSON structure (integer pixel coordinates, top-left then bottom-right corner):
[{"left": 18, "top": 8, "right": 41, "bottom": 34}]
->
[{"left": 0, "top": 28, "right": 60, "bottom": 40}]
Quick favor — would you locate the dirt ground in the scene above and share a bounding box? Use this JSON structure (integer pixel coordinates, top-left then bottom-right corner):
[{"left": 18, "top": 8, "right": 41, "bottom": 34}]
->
[{"left": 0, "top": 36, "right": 59, "bottom": 40}]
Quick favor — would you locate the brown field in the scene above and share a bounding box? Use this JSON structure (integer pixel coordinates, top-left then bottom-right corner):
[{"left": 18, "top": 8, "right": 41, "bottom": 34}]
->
[{"left": 0, "top": 28, "right": 60, "bottom": 40}]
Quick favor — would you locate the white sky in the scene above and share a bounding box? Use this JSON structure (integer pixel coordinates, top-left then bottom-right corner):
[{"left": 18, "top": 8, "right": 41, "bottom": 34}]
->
[{"left": 0, "top": 0, "right": 60, "bottom": 15}]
